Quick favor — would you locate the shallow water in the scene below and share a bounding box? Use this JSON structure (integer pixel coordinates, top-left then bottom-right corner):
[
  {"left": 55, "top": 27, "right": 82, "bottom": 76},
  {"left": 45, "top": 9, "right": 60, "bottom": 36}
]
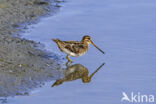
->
[{"left": 4, "top": 0, "right": 156, "bottom": 103}]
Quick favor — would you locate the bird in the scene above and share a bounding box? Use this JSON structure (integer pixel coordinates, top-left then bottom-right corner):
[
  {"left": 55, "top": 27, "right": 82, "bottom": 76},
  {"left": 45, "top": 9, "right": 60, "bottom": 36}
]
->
[
  {"left": 52, "top": 63, "right": 105, "bottom": 87},
  {"left": 52, "top": 35, "right": 104, "bottom": 63}
]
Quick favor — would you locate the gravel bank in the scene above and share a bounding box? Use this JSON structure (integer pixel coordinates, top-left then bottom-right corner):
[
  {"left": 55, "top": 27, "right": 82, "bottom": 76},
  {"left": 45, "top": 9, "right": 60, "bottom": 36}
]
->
[{"left": 0, "top": 0, "right": 62, "bottom": 97}]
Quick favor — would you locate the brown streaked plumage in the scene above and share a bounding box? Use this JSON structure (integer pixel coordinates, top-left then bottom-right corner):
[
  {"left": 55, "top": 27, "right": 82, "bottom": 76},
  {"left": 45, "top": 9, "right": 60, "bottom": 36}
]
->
[
  {"left": 52, "top": 63, "right": 105, "bottom": 87},
  {"left": 52, "top": 35, "right": 104, "bottom": 63}
]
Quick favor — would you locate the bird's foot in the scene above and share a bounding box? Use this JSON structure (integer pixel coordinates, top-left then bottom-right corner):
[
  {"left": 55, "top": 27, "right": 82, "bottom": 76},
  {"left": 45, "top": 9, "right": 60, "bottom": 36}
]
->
[{"left": 66, "top": 55, "right": 73, "bottom": 64}]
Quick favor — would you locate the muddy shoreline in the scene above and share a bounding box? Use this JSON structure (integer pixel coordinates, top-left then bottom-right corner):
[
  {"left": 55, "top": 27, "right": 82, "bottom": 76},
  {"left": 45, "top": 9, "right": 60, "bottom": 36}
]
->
[{"left": 0, "top": 0, "right": 62, "bottom": 97}]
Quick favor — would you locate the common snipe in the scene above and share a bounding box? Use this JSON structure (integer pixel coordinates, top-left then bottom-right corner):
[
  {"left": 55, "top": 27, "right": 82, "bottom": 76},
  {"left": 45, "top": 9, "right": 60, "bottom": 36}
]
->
[
  {"left": 52, "top": 63, "right": 105, "bottom": 87},
  {"left": 52, "top": 35, "right": 104, "bottom": 63}
]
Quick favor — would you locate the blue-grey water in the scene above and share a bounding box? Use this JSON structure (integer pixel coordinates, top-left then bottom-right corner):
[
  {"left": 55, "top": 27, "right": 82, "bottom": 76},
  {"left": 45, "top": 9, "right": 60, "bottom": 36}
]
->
[{"left": 5, "top": 0, "right": 156, "bottom": 104}]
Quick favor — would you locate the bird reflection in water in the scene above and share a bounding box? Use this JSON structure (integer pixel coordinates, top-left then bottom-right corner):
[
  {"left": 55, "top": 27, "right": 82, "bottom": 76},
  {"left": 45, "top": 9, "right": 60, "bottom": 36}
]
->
[{"left": 52, "top": 63, "right": 105, "bottom": 87}]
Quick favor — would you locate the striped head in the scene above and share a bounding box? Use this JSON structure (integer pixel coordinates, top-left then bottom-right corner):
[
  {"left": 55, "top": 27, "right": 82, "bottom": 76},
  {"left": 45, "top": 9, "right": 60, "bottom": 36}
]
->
[
  {"left": 82, "top": 35, "right": 92, "bottom": 44},
  {"left": 82, "top": 35, "right": 104, "bottom": 54}
]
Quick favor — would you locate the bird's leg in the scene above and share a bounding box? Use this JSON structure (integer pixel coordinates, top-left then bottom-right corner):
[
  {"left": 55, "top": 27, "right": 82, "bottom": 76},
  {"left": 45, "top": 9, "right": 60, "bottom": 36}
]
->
[
  {"left": 66, "top": 61, "right": 71, "bottom": 67},
  {"left": 66, "top": 55, "right": 73, "bottom": 63}
]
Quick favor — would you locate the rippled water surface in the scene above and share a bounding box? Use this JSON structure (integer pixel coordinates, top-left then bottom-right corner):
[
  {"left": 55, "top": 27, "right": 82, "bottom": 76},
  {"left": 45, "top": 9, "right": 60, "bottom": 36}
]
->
[{"left": 4, "top": 0, "right": 156, "bottom": 104}]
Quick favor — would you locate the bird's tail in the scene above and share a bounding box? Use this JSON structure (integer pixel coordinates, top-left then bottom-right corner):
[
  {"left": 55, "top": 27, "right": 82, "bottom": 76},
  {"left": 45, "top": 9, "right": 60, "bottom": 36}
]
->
[
  {"left": 51, "top": 38, "right": 63, "bottom": 51},
  {"left": 51, "top": 38, "right": 60, "bottom": 43}
]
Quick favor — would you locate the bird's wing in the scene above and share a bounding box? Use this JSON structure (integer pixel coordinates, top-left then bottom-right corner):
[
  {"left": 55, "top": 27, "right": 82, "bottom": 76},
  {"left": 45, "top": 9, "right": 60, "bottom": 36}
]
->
[
  {"left": 63, "top": 41, "right": 86, "bottom": 54},
  {"left": 64, "top": 43, "right": 75, "bottom": 53}
]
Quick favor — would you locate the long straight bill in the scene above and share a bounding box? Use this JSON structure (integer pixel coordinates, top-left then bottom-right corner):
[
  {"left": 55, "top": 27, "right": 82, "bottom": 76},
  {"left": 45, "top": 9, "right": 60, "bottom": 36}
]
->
[
  {"left": 89, "top": 63, "right": 105, "bottom": 78},
  {"left": 91, "top": 41, "right": 105, "bottom": 54}
]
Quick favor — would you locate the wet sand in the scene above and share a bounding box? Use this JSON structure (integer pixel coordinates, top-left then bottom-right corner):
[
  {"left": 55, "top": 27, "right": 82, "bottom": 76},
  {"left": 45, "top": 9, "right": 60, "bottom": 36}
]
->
[{"left": 0, "top": 0, "right": 62, "bottom": 97}]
